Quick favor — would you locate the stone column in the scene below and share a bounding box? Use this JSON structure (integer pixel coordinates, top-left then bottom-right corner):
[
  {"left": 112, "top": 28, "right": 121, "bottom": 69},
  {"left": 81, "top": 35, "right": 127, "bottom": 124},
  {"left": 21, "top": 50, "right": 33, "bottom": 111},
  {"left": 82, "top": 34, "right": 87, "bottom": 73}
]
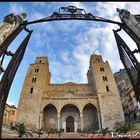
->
[
  {"left": 97, "top": 112, "right": 101, "bottom": 129},
  {"left": 39, "top": 112, "right": 43, "bottom": 129},
  {"left": 80, "top": 112, "right": 83, "bottom": 131},
  {"left": 57, "top": 113, "right": 60, "bottom": 131}
]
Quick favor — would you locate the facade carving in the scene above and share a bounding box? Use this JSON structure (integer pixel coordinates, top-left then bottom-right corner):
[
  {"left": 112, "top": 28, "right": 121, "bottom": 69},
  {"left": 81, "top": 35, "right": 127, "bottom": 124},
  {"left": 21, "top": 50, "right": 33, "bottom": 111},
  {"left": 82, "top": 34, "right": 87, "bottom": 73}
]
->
[{"left": 17, "top": 54, "right": 125, "bottom": 132}]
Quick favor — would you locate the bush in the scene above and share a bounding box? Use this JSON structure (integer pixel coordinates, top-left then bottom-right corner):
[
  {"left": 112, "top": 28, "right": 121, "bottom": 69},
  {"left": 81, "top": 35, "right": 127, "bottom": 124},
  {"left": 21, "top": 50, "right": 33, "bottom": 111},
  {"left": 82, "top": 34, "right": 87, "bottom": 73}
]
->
[
  {"left": 114, "top": 123, "right": 131, "bottom": 134},
  {"left": 13, "top": 123, "right": 33, "bottom": 138},
  {"left": 77, "top": 128, "right": 81, "bottom": 132},
  {"left": 47, "top": 128, "right": 58, "bottom": 135},
  {"left": 99, "top": 127, "right": 111, "bottom": 136},
  {"left": 33, "top": 128, "right": 44, "bottom": 137},
  {"left": 130, "top": 123, "right": 140, "bottom": 131}
]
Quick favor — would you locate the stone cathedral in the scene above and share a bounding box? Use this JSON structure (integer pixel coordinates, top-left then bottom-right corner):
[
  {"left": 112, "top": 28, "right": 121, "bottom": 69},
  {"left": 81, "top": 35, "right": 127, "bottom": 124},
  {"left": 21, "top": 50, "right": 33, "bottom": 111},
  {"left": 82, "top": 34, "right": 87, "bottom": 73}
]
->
[{"left": 17, "top": 54, "right": 125, "bottom": 132}]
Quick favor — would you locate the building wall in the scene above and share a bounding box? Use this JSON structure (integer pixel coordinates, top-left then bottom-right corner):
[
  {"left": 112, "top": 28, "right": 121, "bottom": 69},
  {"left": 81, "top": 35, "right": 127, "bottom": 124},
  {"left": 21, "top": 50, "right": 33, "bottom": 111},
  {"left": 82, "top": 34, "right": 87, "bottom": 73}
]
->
[
  {"left": 17, "top": 54, "right": 125, "bottom": 131},
  {"left": 89, "top": 54, "right": 125, "bottom": 129},
  {"left": 114, "top": 69, "right": 138, "bottom": 123},
  {"left": 3, "top": 104, "right": 17, "bottom": 127},
  {"left": 17, "top": 56, "right": 51, "bottom": 129}
]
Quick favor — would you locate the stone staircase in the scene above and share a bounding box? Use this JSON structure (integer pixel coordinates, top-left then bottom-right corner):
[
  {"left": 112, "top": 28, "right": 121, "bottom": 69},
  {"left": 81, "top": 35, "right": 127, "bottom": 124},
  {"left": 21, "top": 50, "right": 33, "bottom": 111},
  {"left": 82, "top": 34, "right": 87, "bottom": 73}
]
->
[{"left": 60, "top": 132, "right": 87, "bottom": 139}]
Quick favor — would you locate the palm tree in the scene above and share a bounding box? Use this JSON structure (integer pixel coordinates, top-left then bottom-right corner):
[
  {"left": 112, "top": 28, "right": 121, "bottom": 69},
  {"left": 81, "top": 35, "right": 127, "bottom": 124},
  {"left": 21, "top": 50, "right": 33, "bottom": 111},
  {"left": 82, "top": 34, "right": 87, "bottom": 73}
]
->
[{"left": 13, "top": 123, "right": 33, "bottom": 138}]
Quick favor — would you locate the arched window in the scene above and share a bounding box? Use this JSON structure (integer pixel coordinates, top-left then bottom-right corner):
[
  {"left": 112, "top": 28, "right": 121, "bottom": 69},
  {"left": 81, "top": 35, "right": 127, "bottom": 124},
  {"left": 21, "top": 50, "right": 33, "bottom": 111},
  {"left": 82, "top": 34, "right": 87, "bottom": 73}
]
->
[
  {"left": 100, "top": 67, "right": 104, "bottom": 72},
  {"left": 103, "top": 76, "right": 107, "bottom": 81},
  {"left": 30, "top": 88, "right": 33, "bottom": 94},
  {"left": 32, "top": 77, "right": 37, "bottom": 83},
  {"left": 35, "top": 67, "right": 39, "bottom": 73},
  {"left": 106, "top": 86, "right": 109, "bottom": 92}
]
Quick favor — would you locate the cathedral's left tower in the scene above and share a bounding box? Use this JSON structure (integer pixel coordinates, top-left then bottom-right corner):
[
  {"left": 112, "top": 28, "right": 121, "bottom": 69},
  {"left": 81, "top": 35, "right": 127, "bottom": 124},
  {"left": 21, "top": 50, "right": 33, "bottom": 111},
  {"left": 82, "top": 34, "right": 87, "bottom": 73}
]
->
[{"left": 17, "top": 56, "right": 51, "bottom": 129}]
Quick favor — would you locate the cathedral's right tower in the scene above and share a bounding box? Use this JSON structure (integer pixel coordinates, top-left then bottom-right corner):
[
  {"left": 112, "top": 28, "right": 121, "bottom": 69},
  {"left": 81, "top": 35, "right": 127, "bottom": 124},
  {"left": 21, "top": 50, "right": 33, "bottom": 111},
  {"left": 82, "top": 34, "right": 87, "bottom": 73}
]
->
[{"left": 87, "top": 54, "right": 125, "bottom": 129}]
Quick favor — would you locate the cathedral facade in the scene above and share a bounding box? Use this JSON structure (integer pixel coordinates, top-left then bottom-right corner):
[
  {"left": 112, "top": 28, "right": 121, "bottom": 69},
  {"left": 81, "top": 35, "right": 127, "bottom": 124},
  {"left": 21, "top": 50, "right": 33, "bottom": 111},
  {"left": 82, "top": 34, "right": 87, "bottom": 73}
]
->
[{"left": 17, "top": 54, "right": 125, "bottom": 132}]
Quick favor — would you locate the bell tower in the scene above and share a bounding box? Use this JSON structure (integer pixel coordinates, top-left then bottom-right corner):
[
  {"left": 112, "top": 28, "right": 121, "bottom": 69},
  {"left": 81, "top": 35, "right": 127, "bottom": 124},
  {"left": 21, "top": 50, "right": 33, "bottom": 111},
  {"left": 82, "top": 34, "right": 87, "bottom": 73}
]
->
[
  {"left": 88, "top": 54, "right": 125, "bottom": 129},
  {"left": 17, "top": 56, "right": 51, "bottom": 128}
]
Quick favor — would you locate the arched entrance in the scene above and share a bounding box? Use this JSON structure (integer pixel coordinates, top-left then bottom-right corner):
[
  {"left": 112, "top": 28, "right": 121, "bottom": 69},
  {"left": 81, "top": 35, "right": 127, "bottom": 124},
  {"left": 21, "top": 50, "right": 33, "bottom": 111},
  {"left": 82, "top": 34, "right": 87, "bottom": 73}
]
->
[
  {"left": 83, "top": 103, "right": 99, "bottom": 131},
  {"left": 60, "top": 104, "right": 80, "bottom": 132},
  {"left": 66, "top": 116, "right": 74, "bottom": 132},
  {"left": 42, "top": 104, "right": 57, "bottom": 131}
]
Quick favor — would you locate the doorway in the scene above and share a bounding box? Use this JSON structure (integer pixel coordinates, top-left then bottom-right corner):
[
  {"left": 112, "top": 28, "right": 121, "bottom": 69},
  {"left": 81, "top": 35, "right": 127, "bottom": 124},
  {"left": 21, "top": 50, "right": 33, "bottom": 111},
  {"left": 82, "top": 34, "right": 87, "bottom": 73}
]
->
[{"left": 66, "top": 116, "right": 74, "bottom": 132}]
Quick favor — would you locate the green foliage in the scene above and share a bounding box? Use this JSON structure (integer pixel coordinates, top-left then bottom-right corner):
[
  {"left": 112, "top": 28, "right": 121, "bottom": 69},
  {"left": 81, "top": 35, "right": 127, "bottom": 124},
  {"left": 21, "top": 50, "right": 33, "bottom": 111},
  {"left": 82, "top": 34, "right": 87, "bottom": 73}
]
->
[
  {"left": 33, "top": 128, "right": 44, "bottom": 137},
  {"left": 114, "top": 123, "right": 131, "bottom": 134},
  {"left": 82, "top": 128, "right": 90, "bottom": 133},
  {"left": 89, "top": 130, "right": 96, "bottom": 134},
  {"left": 13, "top": 123, "right": 33, "bottom": 138},
  {"left": 77, "top": 128, "right": 81, "bottom": 133},
  {"left": 57, "top": 129, "right": 63, "bottom": 138},
  {"left": 47, "top": 129, "right": 58, "bottom": 135},
  {"left": 130, "top": 123, "right": 140, "bottom": 131},
  {"left": 99, "top": 127, "right": 111, "bottom": 136},
  {"left": 47, "top": 128, "right": 63, "bottom": 138}
]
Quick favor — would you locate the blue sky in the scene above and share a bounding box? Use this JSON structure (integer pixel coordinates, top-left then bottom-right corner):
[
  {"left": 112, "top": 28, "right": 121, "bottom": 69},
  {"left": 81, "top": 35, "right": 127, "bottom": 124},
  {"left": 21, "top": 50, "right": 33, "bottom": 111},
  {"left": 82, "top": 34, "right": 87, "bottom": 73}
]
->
[{"left": 0, "top": 2, "right": 140, "bottom": 107}]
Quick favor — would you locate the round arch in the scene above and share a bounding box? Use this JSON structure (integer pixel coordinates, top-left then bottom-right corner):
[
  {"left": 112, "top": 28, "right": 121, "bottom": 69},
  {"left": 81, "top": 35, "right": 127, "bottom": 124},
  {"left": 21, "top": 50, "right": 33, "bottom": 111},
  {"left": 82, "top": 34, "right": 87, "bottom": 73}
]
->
[
  {"left": 60, "top": 104, "right": 80, "bottom": 132},
  {"left": 83, "top": 103, "right": 99, "bottom": 131},
  {"left": 60, "top": 103, "right": 81, "bottom": 113},
  {"left": 82, "top": 102, "right": 99, "bottom": 112},
  {"left": 41, "top": 102, "right": 58, "bottom": 113},
  {"left": 42, "top": 103, "right": 57, "bottom": 131}
]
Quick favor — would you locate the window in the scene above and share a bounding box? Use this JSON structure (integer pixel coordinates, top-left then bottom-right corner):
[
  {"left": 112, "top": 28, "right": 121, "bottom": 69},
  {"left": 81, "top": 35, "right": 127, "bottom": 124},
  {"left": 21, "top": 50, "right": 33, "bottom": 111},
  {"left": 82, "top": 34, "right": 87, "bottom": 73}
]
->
[
  {"left": 106, "top": 86, "right": 109, "bottom": 92},
  {"left": 39, "top": 60, "right": 42, "bottom": 63},
  {"left": 103, "top": 76, "right": 107, "bottom": 81},
  {"left": 30, "top": 88, "right": 33, "bottom": 94},
  {"left": 12, "top": 110, "right": 15, "bottom": 115},
  {"left": 100, "top": 67, "right": 104, "bottom": 72},
  {"left": 96, "top": 59, "right": 99, "bottom": 62},
  {"left": 32, "top": 77, "right": 37, "bottom": 83},
  {"left": 35, "top": 68, "right": 39, "bottom": 72},
  {"left": 32, "top": 78, "right": 34, "bottom": 83}
]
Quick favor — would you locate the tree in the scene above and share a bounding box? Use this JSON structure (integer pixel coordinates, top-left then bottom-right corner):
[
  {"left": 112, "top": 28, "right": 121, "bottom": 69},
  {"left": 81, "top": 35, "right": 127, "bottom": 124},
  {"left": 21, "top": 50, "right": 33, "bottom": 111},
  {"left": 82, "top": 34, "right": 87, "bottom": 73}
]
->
[{"left": 13, "top": 123, "right": 33, "bottom": 138}]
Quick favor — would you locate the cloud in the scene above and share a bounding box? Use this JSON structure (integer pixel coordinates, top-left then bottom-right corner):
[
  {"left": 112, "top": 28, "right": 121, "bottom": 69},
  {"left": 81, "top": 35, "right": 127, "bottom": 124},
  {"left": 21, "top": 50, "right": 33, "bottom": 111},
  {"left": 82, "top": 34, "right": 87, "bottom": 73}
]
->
[
  {"left": 31, "top": 32, "right": 50, "bottom": 48},
  {"left": 9, "top": 3, "right": 26, "bottom": 14},
  {"left": 8, "top": 2, "right": 140, "bottom": 85},
  {"left": 72, "top": 23, "right": 124, "bottom": 80},
  {"left": 47, "top": 2, "right": 136, "bottom": 83},
  {"left": 6, "top": 100, "right": 15, "bottom": 106},
  {"left": 32, "top": 2, "right": 46, "bottom": 8},
  {"left": 50, "top": 59, "right": 83, "bottom": 83},
  {"left": 126, "top": 2, "right": 140, "bottom": 14},
  {"left": 95, "top": 2, "right": 126, "bottom": 19}
]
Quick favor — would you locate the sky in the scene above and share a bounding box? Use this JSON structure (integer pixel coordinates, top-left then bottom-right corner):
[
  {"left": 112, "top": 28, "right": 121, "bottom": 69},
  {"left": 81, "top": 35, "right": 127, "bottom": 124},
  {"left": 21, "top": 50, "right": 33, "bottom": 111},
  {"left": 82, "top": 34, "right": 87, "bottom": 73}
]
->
[{"left": 0, "top": 2, "right": 140, "bottom": 107}]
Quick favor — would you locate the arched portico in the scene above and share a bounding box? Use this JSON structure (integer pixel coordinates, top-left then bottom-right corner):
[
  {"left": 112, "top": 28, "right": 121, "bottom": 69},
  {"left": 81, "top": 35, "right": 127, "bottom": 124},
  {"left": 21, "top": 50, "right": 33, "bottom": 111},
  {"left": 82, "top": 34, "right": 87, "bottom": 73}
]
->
[
  {"left": 60, "top": 104, "right": 80, "bottom": 132},
  {"left": 83, "top": 103, "right": 99, "bottom": 131},
  {"left": 42, "top": 104, "right": 57, "bottom": 131}
]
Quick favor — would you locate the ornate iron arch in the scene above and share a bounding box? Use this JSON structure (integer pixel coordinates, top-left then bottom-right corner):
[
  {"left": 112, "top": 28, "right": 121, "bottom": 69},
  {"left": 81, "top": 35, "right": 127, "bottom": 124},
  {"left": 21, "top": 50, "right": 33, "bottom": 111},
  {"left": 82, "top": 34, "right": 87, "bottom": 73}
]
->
[{"left": 0, "top": 5, "right": 140, "bottom": 137}]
